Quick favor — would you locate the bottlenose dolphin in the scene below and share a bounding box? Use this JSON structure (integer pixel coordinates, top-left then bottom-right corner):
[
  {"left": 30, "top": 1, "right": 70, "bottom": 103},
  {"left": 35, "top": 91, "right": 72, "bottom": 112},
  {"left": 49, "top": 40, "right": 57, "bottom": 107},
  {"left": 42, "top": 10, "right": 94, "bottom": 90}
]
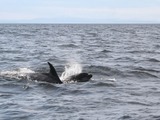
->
[{"left": 29, "top": 62, "right": 92, "bottom": 84}]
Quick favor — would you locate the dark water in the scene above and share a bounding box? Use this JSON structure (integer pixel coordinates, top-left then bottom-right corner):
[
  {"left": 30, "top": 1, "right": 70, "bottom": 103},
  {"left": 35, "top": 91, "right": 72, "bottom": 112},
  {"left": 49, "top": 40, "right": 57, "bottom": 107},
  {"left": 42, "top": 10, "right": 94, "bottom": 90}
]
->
[{"left": 0, "top": 24, "right": 160, "bottom": 120}]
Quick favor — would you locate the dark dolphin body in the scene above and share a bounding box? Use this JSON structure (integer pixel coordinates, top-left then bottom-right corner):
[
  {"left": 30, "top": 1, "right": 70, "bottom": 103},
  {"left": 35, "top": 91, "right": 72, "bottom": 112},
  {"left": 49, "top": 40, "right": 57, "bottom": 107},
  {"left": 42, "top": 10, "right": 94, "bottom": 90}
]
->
[
  {"left": 64, "top": 73, "right": 92, "bottom": 83},
  {"left": 29, "top": 62, "right": 92, "bottom": 84}
]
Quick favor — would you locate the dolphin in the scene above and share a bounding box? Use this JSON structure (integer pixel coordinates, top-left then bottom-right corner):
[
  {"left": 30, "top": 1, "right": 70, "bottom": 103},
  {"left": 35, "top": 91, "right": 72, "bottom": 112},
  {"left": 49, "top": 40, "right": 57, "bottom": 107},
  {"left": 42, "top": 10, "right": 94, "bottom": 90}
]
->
[
  {"left": 63, "top": 73, "right": 92, "bottom": 83},
  {"left": 29, "top": 62, "right": 92, "bottom": 84},
  {"left": 29, "top": 62, "right": 62, "bottom": 84}
]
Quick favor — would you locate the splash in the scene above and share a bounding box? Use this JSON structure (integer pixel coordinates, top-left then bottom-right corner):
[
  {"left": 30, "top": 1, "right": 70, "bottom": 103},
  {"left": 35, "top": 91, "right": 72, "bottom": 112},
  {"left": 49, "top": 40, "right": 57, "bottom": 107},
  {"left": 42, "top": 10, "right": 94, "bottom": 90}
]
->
[
  {"left": 60, "top": 61, "right": 82, "bottom": 81},
  {"left": 0, "top": 68, "right": 35, "bottom": 79},
  {"left": 107, "top": 78, "right": 116, "bottom": 82}
]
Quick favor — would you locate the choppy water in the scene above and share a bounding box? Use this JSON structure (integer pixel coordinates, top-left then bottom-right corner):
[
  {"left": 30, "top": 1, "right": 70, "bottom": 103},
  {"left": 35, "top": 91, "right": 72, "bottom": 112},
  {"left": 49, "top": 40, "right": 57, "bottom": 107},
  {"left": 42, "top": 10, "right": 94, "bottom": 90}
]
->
[{"left": 0, "top": 24, "right": 160, "bottom": 120}]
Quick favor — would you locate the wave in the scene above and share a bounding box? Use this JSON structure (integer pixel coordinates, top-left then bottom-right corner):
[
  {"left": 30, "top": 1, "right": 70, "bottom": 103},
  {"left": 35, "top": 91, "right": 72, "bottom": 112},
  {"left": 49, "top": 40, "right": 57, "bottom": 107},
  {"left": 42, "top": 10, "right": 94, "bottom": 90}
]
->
[
  {"left": 151, "top": 115, "right": 160, "bottom": 119},
  {"left": 0, "top": 68, "right": 35, "bottom": 80},
  {"left": 88, "top": 65, "right": 125, "bottom": 77},
  {"left": 87, "top": 65, "right": 159, "bottom": 79},
  {"left": 127, "top": 101, "right": 151, "bottom": 106},
  {"left": 91, "top": 81, "right": 116, "bottom": 87},
  {"left": 147, "top": 58, "right": 160, "bottom": 62},
  {"left": 128, "top": 50, "right": 157, "bottom": 54},
  {"left": 130, "top": 66, "right": 160, "bottom": 78},
  {"left": 134, "top": 67, "right": 160, "bottom": 73},
  {"left": 128, "top": 70, "right": 158, "bottom": 78},
  {"left": 59, "top": 44, "right": 79, "bottom": 48},
  {"left": 101, "top": 49, "right": 112, "bottom": 53},
  {"left": 115, "top": 57, "right": 136, "bottom": 62},
  {"left": 119, "top": 115, "right": 132, "bottom": 119}
]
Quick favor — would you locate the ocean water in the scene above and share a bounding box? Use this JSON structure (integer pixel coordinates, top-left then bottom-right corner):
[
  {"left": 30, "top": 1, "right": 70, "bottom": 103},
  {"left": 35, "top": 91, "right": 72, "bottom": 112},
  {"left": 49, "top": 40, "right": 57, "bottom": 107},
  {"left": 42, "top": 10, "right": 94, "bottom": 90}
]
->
[{"left": 0, "top": 24, "right": 160, "bottom": 120}]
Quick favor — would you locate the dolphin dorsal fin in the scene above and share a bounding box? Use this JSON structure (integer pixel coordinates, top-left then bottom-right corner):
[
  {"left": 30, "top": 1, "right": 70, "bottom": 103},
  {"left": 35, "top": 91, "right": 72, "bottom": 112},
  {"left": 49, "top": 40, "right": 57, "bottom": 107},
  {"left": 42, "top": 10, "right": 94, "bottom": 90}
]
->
[
  {"left": 47, "top": 62, "right": 59, "bottom": 78},
  {"left": 47, "top": 62, "right": 62, "bottom": 84}
]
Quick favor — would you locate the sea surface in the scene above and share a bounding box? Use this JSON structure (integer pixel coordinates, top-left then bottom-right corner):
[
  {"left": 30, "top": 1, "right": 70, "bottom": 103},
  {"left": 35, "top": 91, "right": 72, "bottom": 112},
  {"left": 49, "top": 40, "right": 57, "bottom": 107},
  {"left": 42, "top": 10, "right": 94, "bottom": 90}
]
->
[{"left": 0, "top": 24, "right": 160, "bottom": 120}]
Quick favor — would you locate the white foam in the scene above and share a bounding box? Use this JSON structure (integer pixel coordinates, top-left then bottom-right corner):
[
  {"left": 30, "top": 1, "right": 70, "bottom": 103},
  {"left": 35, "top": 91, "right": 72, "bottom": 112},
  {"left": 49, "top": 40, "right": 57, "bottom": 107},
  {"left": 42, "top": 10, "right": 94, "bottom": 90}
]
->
[
  {"left": 60, "top": 61, "right": 82, "bottom": 81},
  {"left": 107, "top": 78, "right": 116, "bottom": 82},
  {"left": 0, "top": 68, "right": 35, "bottom": 79}
]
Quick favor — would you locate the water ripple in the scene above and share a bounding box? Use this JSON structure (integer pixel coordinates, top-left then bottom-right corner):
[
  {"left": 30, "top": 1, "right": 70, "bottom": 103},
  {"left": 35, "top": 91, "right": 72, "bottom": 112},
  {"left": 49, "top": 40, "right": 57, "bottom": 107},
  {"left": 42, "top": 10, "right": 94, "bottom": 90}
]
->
[{"left": 0, "top": 24, "right": 160, "bottom": 120}]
